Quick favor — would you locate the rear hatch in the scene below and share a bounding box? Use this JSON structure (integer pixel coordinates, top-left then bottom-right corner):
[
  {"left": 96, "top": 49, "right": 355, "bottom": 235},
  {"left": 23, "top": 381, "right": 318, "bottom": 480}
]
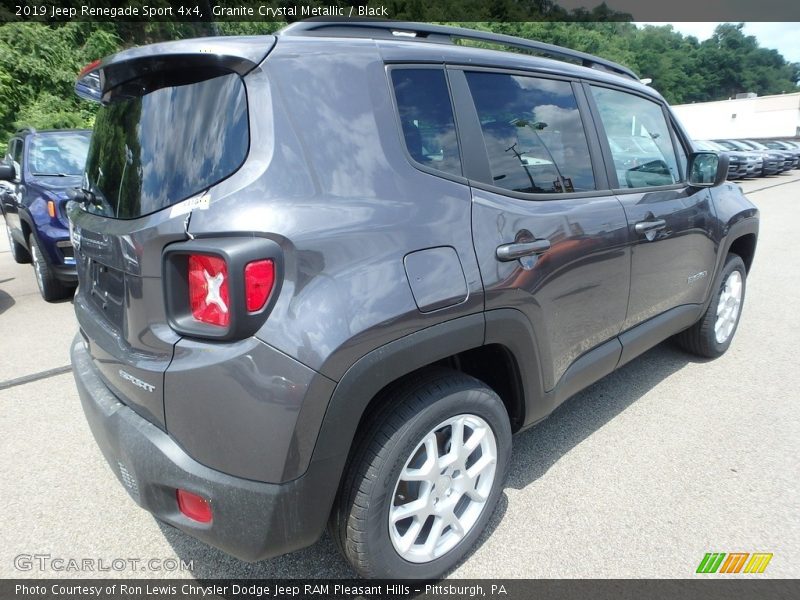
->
[{"left": 70, "top": 36, "right": 274, "bottom": 428}]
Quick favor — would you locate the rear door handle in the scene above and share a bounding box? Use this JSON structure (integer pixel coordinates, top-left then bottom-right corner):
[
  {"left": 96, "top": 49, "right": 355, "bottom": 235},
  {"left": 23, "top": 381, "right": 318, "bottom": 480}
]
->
[
  {"left": 496, "top": 239, "right": 551, "bottom": 262},
  {"left": 634, "top": 219, "right": 666, "bottom": 235}
]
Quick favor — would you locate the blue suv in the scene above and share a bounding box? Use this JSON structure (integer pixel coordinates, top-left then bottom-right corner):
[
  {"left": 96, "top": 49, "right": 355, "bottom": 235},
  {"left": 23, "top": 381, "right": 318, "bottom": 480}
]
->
[{"left": 1, "top": 128, "right": 90, "bottom": 300}]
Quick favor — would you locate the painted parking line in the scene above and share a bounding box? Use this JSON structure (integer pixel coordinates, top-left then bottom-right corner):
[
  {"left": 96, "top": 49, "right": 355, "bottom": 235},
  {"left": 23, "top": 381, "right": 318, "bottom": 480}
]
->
[{"left": 0, "top": 365, "right": 72, "bottom": 391}]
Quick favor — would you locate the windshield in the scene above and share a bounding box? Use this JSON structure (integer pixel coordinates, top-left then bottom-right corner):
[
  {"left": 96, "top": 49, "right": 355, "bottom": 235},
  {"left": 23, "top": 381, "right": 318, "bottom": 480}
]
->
[
  {"left": 699, "top": 140, "right": 725, "bottom": 151},
  {"left": 28, "top": 132, "right": 90, "bottom": 176},
  {"left": 743, "top": 140, "right": 767, "bottom": 150},
  {"left": 720, "top": 140, "right": 751, "bottom": 151},
  {"left": 83, "top": 71, "right": 248, "bottom": 219}
]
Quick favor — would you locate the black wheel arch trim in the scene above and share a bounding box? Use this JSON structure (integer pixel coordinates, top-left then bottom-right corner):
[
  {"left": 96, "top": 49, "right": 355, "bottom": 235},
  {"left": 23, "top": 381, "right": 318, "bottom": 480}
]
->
[
  {"left": 705, "top": 214, "right": 758, "bottom": 314},
  {"left": 299, "top": 312, "right": 488, "bottom": 538},
  {"left": 301, "top": 309, "right": 549, "bottom": 528}
]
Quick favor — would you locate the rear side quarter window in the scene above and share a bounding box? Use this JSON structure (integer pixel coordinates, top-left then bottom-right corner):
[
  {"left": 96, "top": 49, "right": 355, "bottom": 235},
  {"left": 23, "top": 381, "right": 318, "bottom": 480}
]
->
[{"left": 390, "top": 68, "right": 462, "bottom": 178}]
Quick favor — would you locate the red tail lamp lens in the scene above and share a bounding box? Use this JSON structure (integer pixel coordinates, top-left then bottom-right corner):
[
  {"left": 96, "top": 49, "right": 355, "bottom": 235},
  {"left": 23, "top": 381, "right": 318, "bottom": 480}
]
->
[
  {"left": 78, "top": 59, "right": 101, "bottom": 77},
  {"left": 188, "top": 254, "right": 229, "bottom": 327},
  {"left": 176, "top": 489, "right": 212, "bottom": 523},
  {"left": 244, "top": 259, "right": 275, "bottom": 312}
]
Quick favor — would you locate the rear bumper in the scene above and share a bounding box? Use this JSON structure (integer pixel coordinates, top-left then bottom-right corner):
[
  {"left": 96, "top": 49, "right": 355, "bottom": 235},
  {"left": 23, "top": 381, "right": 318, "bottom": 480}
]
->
[{"left": 71, "top": 335, "right": 335, "bottom": 562}]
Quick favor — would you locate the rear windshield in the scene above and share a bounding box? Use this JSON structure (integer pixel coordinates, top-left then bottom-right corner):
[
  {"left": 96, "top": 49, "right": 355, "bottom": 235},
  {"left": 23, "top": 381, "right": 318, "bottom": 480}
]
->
[{"left": 83, "top": 71, "right": 248, "bottom": 219}]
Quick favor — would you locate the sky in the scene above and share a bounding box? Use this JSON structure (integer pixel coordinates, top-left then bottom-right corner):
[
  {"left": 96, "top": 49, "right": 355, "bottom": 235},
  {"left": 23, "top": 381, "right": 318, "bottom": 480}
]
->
[{"left": 634, "top": 23, "right": 800, "bottom": 63}]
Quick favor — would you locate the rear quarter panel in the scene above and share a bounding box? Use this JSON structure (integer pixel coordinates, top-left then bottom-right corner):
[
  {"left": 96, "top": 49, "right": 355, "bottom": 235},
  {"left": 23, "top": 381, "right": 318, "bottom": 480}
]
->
[{"left": 186, "top": 38, "right": 484, "bottom": 381}]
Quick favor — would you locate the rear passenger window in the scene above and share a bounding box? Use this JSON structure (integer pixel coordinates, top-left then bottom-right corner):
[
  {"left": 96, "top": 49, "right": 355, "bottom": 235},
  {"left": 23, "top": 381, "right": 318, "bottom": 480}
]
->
[
  {"left": 391, "top": 69, "right": 462, "bottom": 177},
  {"left": 465, "top": 72, "right": 595, "bottom": 194},
  {"left": 590, "top": 87, "right": 681, "bottom": 189}
]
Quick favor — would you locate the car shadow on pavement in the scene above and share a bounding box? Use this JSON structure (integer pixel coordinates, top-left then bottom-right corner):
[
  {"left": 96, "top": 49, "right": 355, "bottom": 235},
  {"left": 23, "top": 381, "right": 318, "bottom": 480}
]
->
[
  {"left": 504, "top": 341, "right": 697, "bottom": 491},
  {"left": 0, "top": 287, "right": 15, "bottom": 315},
  {"left": 158, "top": 493, "right": 510, "bottom": 579},
  {"left": 158, "top": 522, "right": 355, "bottom": 578},
  {"left": 159, "top": 341, "right": 695, "bottom": 579}
]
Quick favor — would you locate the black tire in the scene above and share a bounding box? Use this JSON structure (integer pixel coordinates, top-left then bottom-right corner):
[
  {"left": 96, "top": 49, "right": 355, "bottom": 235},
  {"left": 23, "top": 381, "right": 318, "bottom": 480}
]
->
[
  {"left": 4, "top": 218, "right": 30, "bottom": 263},
  {"left": 674, "top": 253, "right": 747, "bottom": 358},
  {"left": 329, "top": 368, "right": 512, "bottom": 579},
  {"left": 28, "top": 233, "right": 73, "bottom": 302}
]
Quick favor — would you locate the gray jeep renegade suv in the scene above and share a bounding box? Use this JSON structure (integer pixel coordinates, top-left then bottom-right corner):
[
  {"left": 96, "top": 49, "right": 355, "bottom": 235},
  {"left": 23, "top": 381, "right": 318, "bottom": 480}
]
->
[{"left": 70, "top": 21, "right": 758, "bottom": 579}]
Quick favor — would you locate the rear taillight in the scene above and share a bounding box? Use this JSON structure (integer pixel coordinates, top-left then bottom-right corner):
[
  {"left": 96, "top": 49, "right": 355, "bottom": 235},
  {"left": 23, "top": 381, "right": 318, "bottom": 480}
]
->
[
  {"left": 78, "top": 59, "right": 101, "bottom": 78},
  {"left": 164, "top": 237, "right": 283, "bottom": 341},
  {"left": 244, "top": 259, "right": 275, "bottom": 312},
  {"left": 188, "top": 254, "right": 230, "bottom": 327}
]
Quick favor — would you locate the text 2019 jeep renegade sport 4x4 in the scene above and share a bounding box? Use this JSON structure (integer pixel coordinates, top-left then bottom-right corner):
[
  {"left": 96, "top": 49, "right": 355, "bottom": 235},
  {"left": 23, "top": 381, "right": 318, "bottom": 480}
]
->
[{"left": 70, "top": 21, "right": 758, "bottom": 579}]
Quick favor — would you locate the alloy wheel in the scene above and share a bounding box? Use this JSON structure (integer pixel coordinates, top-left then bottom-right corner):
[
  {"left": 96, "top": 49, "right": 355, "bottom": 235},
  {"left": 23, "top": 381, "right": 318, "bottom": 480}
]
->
[
  {"left": 30, "top": 241, "right": 45, "bottom": 292},
  {"left": 715, "top": 270, "right": 743, "bottom": 344},
  {"left": 389, "top": 414, "right": 498, "bottom": 563}
]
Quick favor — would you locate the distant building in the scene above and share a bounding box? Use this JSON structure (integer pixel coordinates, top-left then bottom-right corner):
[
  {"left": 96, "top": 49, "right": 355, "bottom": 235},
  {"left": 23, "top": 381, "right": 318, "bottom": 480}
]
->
[{"left": 672, "top": 92, "right": 800, "bottom": 140}]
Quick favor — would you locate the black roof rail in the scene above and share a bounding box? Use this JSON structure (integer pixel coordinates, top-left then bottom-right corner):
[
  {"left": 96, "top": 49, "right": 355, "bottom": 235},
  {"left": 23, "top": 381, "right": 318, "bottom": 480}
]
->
[
  {"left": 279, "top": 20, "right": 639, "bottom": 81},
  {"left": 14, "top": 126, "right": 36, "bottom": 136}
]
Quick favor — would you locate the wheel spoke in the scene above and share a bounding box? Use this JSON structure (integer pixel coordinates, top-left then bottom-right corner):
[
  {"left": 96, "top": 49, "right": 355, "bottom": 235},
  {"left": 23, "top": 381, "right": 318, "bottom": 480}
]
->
[
  {"left": 421, "top": 516, "right": 446, "bottom": 559},
  {"left": 391, "top": 495, "right": 430, "bottom": 523},
  {"left": 465, "top": 486, "right": 489, "bottom": 502},
  {"left": 401, "top": 434, "right": 438, "bottom": 481},
  {"left": 396, "top": 518, "right": 424, "bottom": 554},
  {"left": 729, "top": 273, "right": 742, "bottom": 299},
  {"left": 438, "top": 418, "right": 465, "bottom": 470},
  {"left": 714, "top": 270, "right": 744, "bottom": 344},
  {"left": 463, "top": 425, "right": 487, "bottom": 453},
  {"left": 443, "top": 508, "right": 466, "bottom": 538},
  {"left": 466, "top": 452, "right": 496, "bottom": 480}
]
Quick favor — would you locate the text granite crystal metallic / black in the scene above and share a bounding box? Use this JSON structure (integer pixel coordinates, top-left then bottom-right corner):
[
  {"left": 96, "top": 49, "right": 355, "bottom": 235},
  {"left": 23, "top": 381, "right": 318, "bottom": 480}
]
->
[{"left": 68, "top": 20, "right": 759, "bottom": 579}]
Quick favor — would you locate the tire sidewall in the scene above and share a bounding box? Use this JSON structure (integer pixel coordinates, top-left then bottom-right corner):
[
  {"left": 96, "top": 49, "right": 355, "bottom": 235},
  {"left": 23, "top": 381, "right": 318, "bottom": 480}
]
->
[
  {"left": 360, "top": 385, "right": 511, "bottom": 579},
  {"left": 707, "top": 255, "right": 747, "bottom": 355},
  {"left": 29, "top": 233, "right": 48, "bottom": 297},
  {"left": 5, "top": 219, "right": 25, "bottom": 263}
]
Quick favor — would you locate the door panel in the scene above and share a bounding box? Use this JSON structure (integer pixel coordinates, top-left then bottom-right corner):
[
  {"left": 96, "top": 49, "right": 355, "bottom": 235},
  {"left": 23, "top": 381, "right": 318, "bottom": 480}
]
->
[
  {"left": 457, "top": 69, "right": 630, "bottom": 391},
  {"left": 617, "top": 188, "right": 717, "bottom": 329},
  {"left": 586, "top": 84, "right": 718, "bottom": 330},
  {"left": 473, "top": 191, "right": 629, "bottom": 391}
]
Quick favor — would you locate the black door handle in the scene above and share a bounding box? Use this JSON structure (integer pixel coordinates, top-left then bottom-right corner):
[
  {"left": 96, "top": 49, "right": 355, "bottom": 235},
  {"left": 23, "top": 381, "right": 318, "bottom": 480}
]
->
[
  {"left": 634, "top": 219, "right": 667, "bottom": 235},
  {"left": 496, "top": 239, "right": 551, "bottom": 262}
]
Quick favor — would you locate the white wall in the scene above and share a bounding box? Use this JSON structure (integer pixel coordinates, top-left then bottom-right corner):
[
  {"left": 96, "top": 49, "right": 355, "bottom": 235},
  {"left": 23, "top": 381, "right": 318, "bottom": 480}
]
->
[{"left": 672, "top": 92, "right": 800, "bottom": 140}]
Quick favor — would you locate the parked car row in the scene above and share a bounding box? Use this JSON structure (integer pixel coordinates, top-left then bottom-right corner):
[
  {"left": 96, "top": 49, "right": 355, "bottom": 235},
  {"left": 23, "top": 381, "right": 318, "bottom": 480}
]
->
[{"left": 694, "top": 138, "right": 800, "bottom": 180}]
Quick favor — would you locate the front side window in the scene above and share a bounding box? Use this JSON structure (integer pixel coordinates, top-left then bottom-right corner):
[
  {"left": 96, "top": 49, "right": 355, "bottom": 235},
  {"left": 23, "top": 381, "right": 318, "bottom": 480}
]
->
[
  {"left": 591, "top": 87, "right": 680, "bottom": 189},
  {"left": 391, "top": 68, "right": 462, "bottom": 177},
  {"left": 465, "top": 72, "right": 596, "bottom": 194}
]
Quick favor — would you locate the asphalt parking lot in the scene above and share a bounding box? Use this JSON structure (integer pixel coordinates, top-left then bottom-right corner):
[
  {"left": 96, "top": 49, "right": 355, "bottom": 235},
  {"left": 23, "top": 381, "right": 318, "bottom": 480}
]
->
[{"left": 1, "top": 173, "right": 799, "bottom": 580}]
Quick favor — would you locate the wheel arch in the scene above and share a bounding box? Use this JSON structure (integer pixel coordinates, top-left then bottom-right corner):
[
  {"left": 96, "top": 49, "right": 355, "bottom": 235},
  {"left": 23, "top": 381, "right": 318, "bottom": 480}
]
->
[
  {"left": 304, "top": 309, "right": 543, "bottom": 522},
  {"left": 728, "top": 232, "right": 757, "bottom": 273}
]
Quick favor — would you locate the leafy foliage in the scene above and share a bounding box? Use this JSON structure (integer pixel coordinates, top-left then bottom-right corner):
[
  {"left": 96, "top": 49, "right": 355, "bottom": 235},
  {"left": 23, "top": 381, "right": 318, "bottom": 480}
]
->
[{"left": 0, "top": 19, "right": 797, "bottom": 147}]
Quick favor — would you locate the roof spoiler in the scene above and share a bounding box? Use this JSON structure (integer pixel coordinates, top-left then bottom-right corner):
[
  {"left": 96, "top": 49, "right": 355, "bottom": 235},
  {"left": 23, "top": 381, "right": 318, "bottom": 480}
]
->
[{"left": 75, "top": 35, "right": 275, "bottom": 103}]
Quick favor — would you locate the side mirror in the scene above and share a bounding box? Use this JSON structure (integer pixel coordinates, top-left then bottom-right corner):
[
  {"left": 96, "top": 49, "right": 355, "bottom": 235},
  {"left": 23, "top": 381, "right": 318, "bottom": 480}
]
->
[
  {"left": 688, "top": 151, "right": 729, "bottom": 187},
  {"left": 0, "top": 163, "right": 15, "bottom": 181}
]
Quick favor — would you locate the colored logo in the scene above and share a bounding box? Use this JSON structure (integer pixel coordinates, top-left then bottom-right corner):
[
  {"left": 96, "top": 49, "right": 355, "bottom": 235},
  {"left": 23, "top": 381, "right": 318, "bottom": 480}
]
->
[{"left": 696, "top": 552, "right": 773, "bottom": 574}]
